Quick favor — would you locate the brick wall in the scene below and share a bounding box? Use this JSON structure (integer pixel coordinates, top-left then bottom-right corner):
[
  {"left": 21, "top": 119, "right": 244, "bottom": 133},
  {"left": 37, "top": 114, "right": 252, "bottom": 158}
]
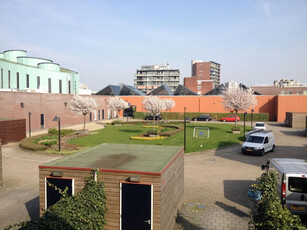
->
[
  {"left": 0, "top": 140, "right": 2, "bottom": 188},
  {"left": 0, "top": 119, "right": 26, "bottom": 144},
  {"left": 0, "top": 92, "right": 110, "bottom": 133}
]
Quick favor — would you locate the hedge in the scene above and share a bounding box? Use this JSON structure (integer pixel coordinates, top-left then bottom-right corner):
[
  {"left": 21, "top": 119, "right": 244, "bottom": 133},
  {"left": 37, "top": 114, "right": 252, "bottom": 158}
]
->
[
  {"left": 6, "top": 170, "right": 108, "bottom": 230},
  {"left": 249, "top": 172, "right": 306, "bottom": 230},
  {"left": 48, "top": 128, "right": 75, "bottom": 136},
  {"left": 19, "top": 135, "right": 48, "bottom": 151},
  {"left": 134, "top": 112, "right": 269, "bottom": 122}
]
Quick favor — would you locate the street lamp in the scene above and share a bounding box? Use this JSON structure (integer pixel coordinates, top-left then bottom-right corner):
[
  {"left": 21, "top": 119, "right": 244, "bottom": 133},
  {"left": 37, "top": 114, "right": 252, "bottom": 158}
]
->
[
  {"left": 244, "top": 112, "right": 247, "bottom": 141},
  {"left": 251, "top": 109, "right": 254, "bottom": 128},
  {"left": 28, "top": 112, "right": 32, "bottom": 137},
  {"left": 184, "top": 107, "right": 187, "bottom": 152},
  {"left": 53, "top": 116, "right": 61, "bottom": 152}
]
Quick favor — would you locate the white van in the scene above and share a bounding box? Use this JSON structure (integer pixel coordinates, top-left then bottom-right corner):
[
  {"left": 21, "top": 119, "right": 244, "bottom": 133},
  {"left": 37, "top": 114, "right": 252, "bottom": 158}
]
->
[
  {"left": 261, "top": 158, "right": 307, "bottom": 216},
  {"left": 242, "top": 130, "right": 275, "bottom": 156}
]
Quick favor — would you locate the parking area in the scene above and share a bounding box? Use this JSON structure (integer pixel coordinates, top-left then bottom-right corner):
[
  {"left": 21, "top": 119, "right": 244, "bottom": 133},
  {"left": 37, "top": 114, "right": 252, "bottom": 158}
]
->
[
  {"left": 174, "top": 122, "right": 307, "bottom": 229},
  {"left": 0, "top": 122, "right": 306, "bottom": 229}
]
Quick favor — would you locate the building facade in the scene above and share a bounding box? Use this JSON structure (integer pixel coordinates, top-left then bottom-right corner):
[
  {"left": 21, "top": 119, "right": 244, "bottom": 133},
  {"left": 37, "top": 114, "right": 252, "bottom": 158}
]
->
[
  {"left": 184, "top": 60, "right": 221, "bottom": 95},
  {"left": 134, "top": 64, "right": 180, "bottom": 94},
  {"left": 0, "top": 50, "right": 79, "bottom": 94}
]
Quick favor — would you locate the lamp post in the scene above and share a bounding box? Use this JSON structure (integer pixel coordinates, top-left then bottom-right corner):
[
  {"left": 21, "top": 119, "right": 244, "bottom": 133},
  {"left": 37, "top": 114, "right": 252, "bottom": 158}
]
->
[
  {"left": 244, "top": 112, "right": 247, "bottom": 141},
  {"left": 251, "top": 109, "right": 254, "bottom": 128},
  {"left": 184, "top": 107, "right": 186, "bottom": 152},
  {"left": 53, "top": 116, "right": 61, "bottom": 152},
  {"left": 28, "top": 112, "right": 32, "bottom": 137}
]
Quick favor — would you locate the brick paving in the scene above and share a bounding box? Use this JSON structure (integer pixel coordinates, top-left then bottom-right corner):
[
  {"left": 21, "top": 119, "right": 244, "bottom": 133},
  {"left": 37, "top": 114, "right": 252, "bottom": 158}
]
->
[
  {"left": 174, "top": 122, "right": 307, "bottom": 230},
  {"left": 0, "top": 122, "right": 306, "bottom": 229}
]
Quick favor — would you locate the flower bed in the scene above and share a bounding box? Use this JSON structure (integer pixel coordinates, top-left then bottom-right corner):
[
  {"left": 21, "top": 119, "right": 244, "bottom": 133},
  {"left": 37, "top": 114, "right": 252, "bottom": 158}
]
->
[{"left": 130, "top": 136, "right": 166, "bottom": 140}]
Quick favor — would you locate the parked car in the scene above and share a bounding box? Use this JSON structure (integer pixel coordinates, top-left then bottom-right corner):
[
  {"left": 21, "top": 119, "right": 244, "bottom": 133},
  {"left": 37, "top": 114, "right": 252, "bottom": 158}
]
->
[
  {"left": 241, "top": 130, "right": 275, "bottom": 156},
  {"left": 220, "top": 115, "right": 240, "bottom": 122},
  {"left": 192, "top": 114, "right": 212, "bottom": 121},
  {"left": 261, "top": 158, "right": 307, "bottom": 216},
  {"left": 254, "top": 122, "right": 267, "bottom": 130},
  {"left": 144, "top": 115, "right": 162, "bottom": 120}
]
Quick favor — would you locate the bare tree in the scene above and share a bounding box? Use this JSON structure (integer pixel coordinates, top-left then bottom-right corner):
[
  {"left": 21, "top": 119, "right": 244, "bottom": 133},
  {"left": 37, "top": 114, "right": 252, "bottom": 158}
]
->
[
  {"left": 222, "top": 87, "right": 257, "bottom": 126},
  {"left": 163, "top": 98, "right": 175, "bottom": 122},
  {"left": 107, "top": 96, "right": 129, "bottom": 119},
  {"left": 70, "top": 95, "right": 97, "bottom": 130},
  {"left": 143, "top": 96, "right": 166, "bottom": 130}
]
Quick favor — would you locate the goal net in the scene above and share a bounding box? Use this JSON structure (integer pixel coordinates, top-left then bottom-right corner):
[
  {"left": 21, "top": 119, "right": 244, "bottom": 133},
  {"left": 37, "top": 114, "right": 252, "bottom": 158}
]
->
[{"left": 193, "top": 127, "right": 210, "bottom": 138}]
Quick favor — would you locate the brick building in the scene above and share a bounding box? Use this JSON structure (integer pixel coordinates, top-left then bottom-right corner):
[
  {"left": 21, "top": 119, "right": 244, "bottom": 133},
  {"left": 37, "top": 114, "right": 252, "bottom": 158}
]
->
[{"left": 184, "top": 60, "right": 220, "bottom": 95}]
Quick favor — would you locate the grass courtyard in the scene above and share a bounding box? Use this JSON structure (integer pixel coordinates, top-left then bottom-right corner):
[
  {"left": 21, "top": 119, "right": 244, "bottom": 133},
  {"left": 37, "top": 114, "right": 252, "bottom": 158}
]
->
[{"left": 68, "top": 122, "right": 248, "bottom": 153}]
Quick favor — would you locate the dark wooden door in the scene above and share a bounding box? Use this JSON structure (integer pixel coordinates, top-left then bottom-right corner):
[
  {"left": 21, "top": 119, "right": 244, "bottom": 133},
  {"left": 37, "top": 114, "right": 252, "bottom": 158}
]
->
[
  {"left": 121, "top": 183, "right": 152, "bottom": 230},
  {"left": 46, "top": 178, "right": 73, "bottom": 209}
]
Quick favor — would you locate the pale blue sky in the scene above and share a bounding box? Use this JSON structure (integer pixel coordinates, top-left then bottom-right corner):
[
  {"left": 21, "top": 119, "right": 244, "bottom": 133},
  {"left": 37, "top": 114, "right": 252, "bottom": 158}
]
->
[{"left": 1, "top": 0, "right": 306, "bottom": 91}]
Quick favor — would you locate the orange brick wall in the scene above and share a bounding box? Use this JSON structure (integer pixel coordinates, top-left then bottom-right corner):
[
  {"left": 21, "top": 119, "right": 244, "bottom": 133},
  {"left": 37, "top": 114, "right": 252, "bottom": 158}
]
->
[
  {"left": 121, "top": 95, "right": 307, "bottom": 122},
  {"left": 277, "top": 95, "right": 307, "bottom": 122}
]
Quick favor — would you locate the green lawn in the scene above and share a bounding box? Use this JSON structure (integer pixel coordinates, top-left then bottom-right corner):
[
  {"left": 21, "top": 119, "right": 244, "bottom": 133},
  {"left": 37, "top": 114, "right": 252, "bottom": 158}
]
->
[{"left": 69, "top": 123, "right": 249, "bottom": 153}]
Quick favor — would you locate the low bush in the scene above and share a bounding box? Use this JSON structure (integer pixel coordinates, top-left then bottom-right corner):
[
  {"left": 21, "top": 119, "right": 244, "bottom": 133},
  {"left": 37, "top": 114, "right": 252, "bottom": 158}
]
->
[
  {"left": 111, "top": 120, "right": 124, "bottom": 125},
  {"left": 160, "top": 125, "right": 183, "bottom": 137},
  {"left": 146, "top": 129, "right": 161, "bottom": 135},
  {"left": 19, "top": 136, "right": 47, "bottom": 151},
  {"left": 48, "top": 128, "right": 75, "bottom": 136},
  {"left": 7, "top": 170, "right": 108, "bottom": 230},
  {"left": 231, "top": 126, "right": 241, "bottom": 131},
  {"left": 250, "top": 172, "right": 305, "bottom": 230},
  {"left": 41, "top": 140, "right": 57, "bottom": 147}
]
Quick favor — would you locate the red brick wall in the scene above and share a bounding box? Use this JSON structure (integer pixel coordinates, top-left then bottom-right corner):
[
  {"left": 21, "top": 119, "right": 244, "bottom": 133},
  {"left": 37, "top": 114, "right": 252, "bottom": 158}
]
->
[
  {"left": 0, "top": 92, "right": 110, "bottom": 132},
  {"left": 0, "top": 119, "right": 26, "bottom": 144}
]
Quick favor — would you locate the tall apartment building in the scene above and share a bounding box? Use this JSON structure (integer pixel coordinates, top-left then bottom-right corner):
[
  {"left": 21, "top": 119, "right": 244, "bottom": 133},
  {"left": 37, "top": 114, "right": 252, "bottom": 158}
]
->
[
  {"left": 134, "top": 64, "right": 180, "bottom": 94},
  {"left": 0, "top": 49, "right": 79, "bottom": 94},
  {"left": 184, "top": 60, "right": 221, "bottom": 95}
]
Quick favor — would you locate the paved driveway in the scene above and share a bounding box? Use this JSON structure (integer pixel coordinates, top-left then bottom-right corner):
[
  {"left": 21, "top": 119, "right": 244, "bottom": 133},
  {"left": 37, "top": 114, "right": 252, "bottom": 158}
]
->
[
  {"left": 0, "top": 122, "right": 306, "bottom": 229},
  {"left": 174, "top": 123, "right": 307, "bottom": 229},
  {"left": 0, "top": 144, "right": 61, "bottom": 229}
]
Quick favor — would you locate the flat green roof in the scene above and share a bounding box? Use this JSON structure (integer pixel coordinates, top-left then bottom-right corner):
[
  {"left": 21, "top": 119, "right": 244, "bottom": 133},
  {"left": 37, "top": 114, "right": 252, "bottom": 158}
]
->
[{"left": 42, "top": 144, "right": 183, "bottom": 174}]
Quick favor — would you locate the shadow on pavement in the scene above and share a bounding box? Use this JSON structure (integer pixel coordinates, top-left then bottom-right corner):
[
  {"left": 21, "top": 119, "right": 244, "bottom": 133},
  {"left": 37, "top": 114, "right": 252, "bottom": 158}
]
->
[
  {"left": 215, "top": 201, "right": 249, "bottom": 218},
  {"left": 175, "top": 211, "right": 205, "bottom": 230},
  {"left": 223, "top": 180, "right": 256, "bottom": 209},
  {"left": 25, "top": 196, "right": 39, "bottom": 221},
  {"left": 280, "top": 130, "right": 306, "bottom": 137}
]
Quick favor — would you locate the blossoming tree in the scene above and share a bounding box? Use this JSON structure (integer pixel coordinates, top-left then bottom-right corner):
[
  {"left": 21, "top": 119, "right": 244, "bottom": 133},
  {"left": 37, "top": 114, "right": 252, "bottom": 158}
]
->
[
  {"left": 70, "top": 95, "right": 97, "bottom": 130},
  {"left": 163, "top": 98, "right": 175, "bottom": 122},
  {"left": 142, "top": 96, "right": 166, "bottom": 130},
  {"left": 222, "top": 87, "right": 257, "bottom": 126},
  {"left": 107, "top": 96, "right": 129, "bottom": 119}
]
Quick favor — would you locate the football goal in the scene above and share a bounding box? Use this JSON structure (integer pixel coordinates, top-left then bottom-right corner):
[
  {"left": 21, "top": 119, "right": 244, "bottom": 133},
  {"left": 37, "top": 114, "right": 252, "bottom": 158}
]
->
[{"left": 193, "top": 127, "right": 210, "bottom": 138}]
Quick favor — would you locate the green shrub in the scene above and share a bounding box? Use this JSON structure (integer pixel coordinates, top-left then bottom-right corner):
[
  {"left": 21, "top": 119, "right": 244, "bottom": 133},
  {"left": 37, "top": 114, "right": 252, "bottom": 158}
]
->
[
  {"left": 250, "top": 172, "right": 305, "bottom": 230},
  {"left": 48, "top": 128, "right": 75, "bottom": 136},
  {"left": 19, "top": 136, "right": 47, "bottom": 151},
  {"left": 8, "top": 170, "right": 108, "bottom": 230},
  {"left": 111, "top": 120, "right": 124, "bottom": 125},
  {"left": 231, "top": 126, "right": 241, "bottom": 131},
  {"left": 147, "top": 129, "right": 161, "bottom": 135},
  {"left": 41, "top": 140, "right": 57, "bottom": 147}
]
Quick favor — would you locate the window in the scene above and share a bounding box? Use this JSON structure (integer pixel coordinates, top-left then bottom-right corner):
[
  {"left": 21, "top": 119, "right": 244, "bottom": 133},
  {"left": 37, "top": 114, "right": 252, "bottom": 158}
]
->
[
  {"left": 26, "top": 74, "right": 29, "bottom": 88},
  {"left": 8, "top": 70, "right": 10, "bottom": 88},
  {"left": 198, "top": 86, "right": 202, "bottom": 89},
  {"left": 59, "top": 80, "right": 62, "bottom": 94},
  {"left": 1, "top": 68, "right": 3, "bottom": 88},
  {"left": 98, "top": 110, "right": 101, "bottom": 120},
  {"left": 37, "top": 76, "right": 40, "bottom": 89},
  {"left": 48, "top": 78, "right": 51, "bottom": 93},
  {"left": 17, "top": 72, "right": 19, "bottom": 89},
  {"left": 289, "top": 177, "right": 307, "bottom": 193},
  {"left": 281, "top": 91, "right": 285, "bottom": 95},
  {"left": 197, "top": 91, "right": 201, "bottom": 94},
  {"left": 68, "top": 81, "right": 71, "bottom": 94}
]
